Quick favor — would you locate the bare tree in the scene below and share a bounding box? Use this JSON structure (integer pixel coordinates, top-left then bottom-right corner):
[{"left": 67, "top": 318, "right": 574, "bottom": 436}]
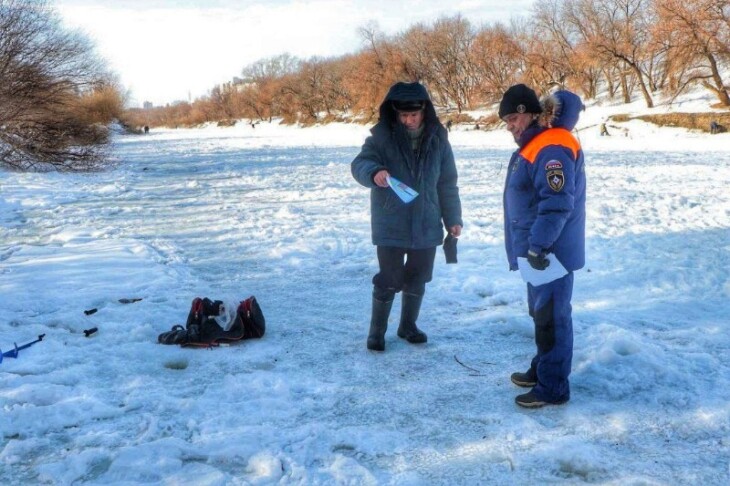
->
[
  {"left": 564, "top": 0, "right": 658, "bottom": 107},
  {"left": 526, "top": 0, "right": 602, "bottom": 98},
  {"left": 0, "top": 0, "right": 114, "bottom": 171},
  {"left": 320, "top": 57, "right": 353, "bottom": 116},
  {"left": 240, "top": 54, "right": 300, "bottom": 122},
  {"left": 76, "top": 78, "right": 127, "bottom": 125},
  {"left": 278, "top": 57, "right": 329, "bottom": 122},
  {"left": 358, "top": 22, "right": 388, "bottom": 73},
  {"left": 709, "top": 0, "right": 730, "bottom": 57},
  {"left": 352, "top": 23, "right": 408, "bottom": 119},
  {"left": 654, "top": 0, "right": 730, "bottom": 106},
  {"left": 397, "top": 23, "right": 433, "bottom": 85},
  {"left": 424, "top": 16, "right": 478, "bottom": 112},
  {"left": 469, "top": 23, "right": 525, "bottom": 104},
  {"left": 209, "top": 83, "right": 240, "bottom": 120}
]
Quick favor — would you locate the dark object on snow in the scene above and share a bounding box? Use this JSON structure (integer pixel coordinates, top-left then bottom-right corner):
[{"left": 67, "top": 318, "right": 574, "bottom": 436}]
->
[
  {"left": 119, "top": 298, "right": 143, "bottom": 304},
  {"left": 0, "top": 334, "right": 46, "bottom": 364},
  {"left": 443, "top": 234, "right": 458, "bottom": 264},
  {"left": 83, "top": 327, "right": 98, "bottom": 337},
  {"left": 84, "top": 308, "right": 98, "bottom": 315},
  {"left": 158, "top": 324, "right": 188, "bottom": 345},
  {"left": 710, "top": 121, "right": 725, "bottom": 134},
  {"left": 158, "top": 296, "right": 265, "bottom": 347}
]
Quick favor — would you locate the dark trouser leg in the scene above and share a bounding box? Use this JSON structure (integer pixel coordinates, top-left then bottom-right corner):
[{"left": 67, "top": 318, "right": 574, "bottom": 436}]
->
[
  {"left": 527, "top": 272, "right": 574, "bottom": 401},
  {"left": 367, "top": 286, "right": 395, "bottom": 351},
  {"left": 372, "top": 246, "right": 436, "bottom": 345},
  {"left": 373, "top": 246, "right": 407, "bottom": 291}
]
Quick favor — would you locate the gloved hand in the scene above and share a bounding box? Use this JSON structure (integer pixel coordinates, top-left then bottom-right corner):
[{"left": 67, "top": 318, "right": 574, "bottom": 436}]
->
[{"left": 527, "top": 249, "right": 550, "bottom": 270}]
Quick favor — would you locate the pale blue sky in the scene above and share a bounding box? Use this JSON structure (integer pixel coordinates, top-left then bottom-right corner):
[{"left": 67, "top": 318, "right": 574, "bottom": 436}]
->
[{"left": 57, "top": 1, "right": 536, "bottom": 107}]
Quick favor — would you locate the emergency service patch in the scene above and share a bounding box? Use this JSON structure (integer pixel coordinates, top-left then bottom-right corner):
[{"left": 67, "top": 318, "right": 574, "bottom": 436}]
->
[
  {"left": 547, "top": 170, "right": 565, "bottom": 192},
  {"left": 546, "top": 160, "right": 563, "bottom": 171}
]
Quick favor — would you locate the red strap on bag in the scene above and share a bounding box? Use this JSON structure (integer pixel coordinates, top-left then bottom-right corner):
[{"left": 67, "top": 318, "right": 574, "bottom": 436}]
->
[{"left": 191, "top": 298, "right": 204, "bottom": 322}]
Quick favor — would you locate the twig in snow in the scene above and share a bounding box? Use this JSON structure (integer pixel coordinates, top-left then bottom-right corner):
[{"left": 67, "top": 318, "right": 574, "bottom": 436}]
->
[{"left": 454, "top": 355, "right": 495, "bottom": 376}]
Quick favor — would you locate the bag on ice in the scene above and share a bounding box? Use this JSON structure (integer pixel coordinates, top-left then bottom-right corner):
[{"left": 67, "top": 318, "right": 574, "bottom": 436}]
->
[{"left": 157, "top": 296, "right": 265, "bottom": 347}]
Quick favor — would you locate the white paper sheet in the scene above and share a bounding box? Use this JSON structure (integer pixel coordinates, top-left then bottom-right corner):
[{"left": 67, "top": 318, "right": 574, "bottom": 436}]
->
[
  {"left": 386, "top": 175, "right": 419, "bottom": 204},
  {"left": 517, "top": 254, "right": 568, "bottom": 286}
]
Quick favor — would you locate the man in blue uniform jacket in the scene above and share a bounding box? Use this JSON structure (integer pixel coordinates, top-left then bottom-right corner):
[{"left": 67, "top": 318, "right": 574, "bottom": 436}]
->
[{"left": 500, "top": 84, "right": 586, "bottom": 408}]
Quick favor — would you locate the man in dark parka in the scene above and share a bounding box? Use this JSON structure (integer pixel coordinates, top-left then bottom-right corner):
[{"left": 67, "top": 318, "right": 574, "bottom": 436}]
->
[{"left": 351, "top": 81, "right": 463, "bottom": 351}]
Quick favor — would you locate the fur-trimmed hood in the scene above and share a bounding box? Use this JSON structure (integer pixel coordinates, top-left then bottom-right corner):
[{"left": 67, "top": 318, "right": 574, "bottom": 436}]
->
[{"left": 538, "top": 90, "right": 583, "bottom": 131}]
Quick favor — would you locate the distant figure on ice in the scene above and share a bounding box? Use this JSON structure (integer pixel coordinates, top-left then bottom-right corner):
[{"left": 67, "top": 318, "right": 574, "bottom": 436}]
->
[
  {"left": 351, "top": 81, "right": 463, "bottom": 352},
  {"left": 446, "top": 119, "right": 452, "bottom": 132},
  {"left": 600, "top": 122, "right": 609, "bottom": 136},
  {"left": 144, "top": 125, "right": 149, "bottom": 134},
  {"left": 710, "top": 120, "right": 720, "bottom": 134}
]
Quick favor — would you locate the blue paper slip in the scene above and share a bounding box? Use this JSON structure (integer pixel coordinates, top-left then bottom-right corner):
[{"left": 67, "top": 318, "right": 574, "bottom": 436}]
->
[{"left": 386, "top": 176, "right": 419, "bottom": 204}]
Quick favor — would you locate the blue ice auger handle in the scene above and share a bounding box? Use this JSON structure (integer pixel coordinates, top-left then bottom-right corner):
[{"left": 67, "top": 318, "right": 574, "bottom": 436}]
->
[{"left": 0, "top": 334, "right": 46, "bottom": 364}]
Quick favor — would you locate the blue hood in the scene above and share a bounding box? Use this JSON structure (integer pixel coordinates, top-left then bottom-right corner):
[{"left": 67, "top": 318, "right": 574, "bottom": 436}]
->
[{"left": 542, "top": 90, "right": 583, "bottom": 131}]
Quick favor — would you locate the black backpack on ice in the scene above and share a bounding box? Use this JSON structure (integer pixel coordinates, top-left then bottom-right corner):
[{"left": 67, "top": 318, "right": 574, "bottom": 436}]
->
[{"left": 157, "top": 296, "right": 265, "bottom": 347}]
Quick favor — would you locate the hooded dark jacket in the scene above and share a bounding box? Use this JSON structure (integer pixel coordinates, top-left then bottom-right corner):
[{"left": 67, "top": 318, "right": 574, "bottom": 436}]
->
[
  {"left": 503, "top": 90, "right": 586, "bottom": 271},
  {"left": 351, "top": 82, "right": 463, "bottom": 249}
]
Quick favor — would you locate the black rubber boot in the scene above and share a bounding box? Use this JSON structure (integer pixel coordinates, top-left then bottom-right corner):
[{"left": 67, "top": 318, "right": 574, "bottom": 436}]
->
[
  {"left": 397, "top": 292, "right": 427, "bottom": 344},
  {"left": 367, "top": 290, "right": 394, "bottom": 351}
]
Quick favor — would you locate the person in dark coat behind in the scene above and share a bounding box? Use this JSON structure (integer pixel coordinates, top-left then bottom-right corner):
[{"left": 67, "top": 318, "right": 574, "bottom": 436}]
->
[
  {"left": 351, "top": 81, "right": 463, "bottom": 352},
  {"left": 499, "top": 84, "right": 586, "bottom": 408}
]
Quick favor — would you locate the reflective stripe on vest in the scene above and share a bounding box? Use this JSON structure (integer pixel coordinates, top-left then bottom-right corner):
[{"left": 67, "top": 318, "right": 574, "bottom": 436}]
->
[{"left": 519, "top": 128, "right": 580, "bottom": 164}]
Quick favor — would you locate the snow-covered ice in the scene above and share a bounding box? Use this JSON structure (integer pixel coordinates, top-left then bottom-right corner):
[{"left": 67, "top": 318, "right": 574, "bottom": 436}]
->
[{"left": 1, "top": 106, "right": 729, "bottom": 484}]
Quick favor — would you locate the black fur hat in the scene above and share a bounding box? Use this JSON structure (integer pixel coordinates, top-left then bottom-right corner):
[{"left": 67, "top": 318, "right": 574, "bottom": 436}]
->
[{"left": 392, "top": 99, "right": 426, "bottom": 112}]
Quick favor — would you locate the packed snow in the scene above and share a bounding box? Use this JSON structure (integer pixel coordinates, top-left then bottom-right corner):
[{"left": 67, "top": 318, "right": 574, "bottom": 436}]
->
[{"left": 1, "top": 97, "right": 729, "bottom": 484}]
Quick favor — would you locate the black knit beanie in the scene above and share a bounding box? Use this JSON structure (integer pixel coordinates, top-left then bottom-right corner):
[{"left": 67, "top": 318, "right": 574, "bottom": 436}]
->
[{"left": 498, "top": 84, "right": 542, "bottom": 119}]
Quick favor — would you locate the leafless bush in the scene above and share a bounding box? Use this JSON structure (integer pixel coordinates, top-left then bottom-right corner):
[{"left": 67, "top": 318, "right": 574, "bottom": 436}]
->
[
  {"left": 0, "top": 0, "right": 116, "bottom": 172},
  {"left": 76, "top": 81, "right": 127, "bottom": 125},
  {"left": 635, "top": 112, "right": 730, "bottom": 131}
]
